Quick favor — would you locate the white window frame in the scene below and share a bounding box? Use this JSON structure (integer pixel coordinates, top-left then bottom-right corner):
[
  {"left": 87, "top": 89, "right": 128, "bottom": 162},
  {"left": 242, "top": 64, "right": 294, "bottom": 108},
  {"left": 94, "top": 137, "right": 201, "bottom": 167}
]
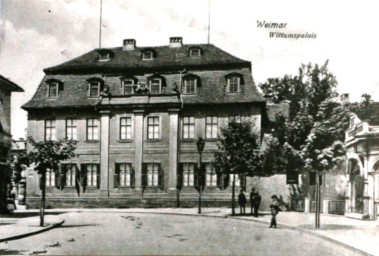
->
[
  {"left": 46, "top": 168, "right": 55, "bottom": 187},
  {"left": 99, "top": 52, "right": 110, "bottom": 61},
  {"left": 117, "top": 163, "right": 133, "bottom": 187},
  {"left": 120, "top": 117, "right": 133, "bottom": 140},
  {"left": 64, "top": 164, "right": 77, "bottom": 187},
  {"left": 227, "top": 76, "right": 241, "bottom": 93},
  {"left": 143, "top": 51, "right": 153, "bottom": 60},
  {"left": 123, "top": 79, "right": 135, "bottom": 94},
  {"left": 205, "top": 163, "right": 217, "bottom": 187},
  {"left": 147, "top": 163, "right": 160, "bottom": 187},
  {"left": 229, "top": 174, "right": 241, "bottom": 187},
  {"left": 205, "top": 116, "right": 218, "bottom": 139},
  {"left": 147, "top": 116, "right": 160, "bottom": 140},
  {"left": 149, "top": 78, "right": 162, "bottom": 94},
  {"left": 86, "top": 164, "right": 98, "bottom": 187},
  {"left": 66, "top": 118, "right": 77, "bottom": 140},
  {"left": 47, "top": 82, "right": 59, "bottom": 98},
  {"left": 182, "top": 117, "right": 195, "bottom": 139},
  {"left": 45, "top": 119, "right": 56, "bottom": 141},
  {"left": 86, "top": 118, "right": 99, "bottom": 141},
  {"left": 183, "top": 163, "right": 195, "bottom": 187},
  {"left": 183, "top": 77, "right": 197, "bottom": 94},
  {"left": 89, "top": 81, "right": 101, "bottom": 97},
  {"left": 190, "top": 48, "right": 201, "bottom": 57}
]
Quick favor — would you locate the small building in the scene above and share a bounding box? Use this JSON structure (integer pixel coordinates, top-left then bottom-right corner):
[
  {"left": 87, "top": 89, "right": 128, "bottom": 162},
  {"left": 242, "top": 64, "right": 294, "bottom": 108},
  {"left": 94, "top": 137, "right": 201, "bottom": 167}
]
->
[
  {"left": 345, "top": 102, "right": 379, "bottom": 219},
  {"left": 0, "top": 75, "right": 24, "bottom": 212},
  {"left": 22, "top": 37, "right": 268, "bottom": 208}
]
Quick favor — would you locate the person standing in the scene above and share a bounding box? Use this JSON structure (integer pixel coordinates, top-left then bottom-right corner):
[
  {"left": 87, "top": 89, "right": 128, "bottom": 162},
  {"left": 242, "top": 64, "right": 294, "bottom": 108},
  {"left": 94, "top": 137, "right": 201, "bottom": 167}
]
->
[
  {"left": 238, "top": 189, "right": 246, "bottom": 215},
  {"left": 269, "top": 195, "right": 280, "bottom": 228},
  {"left": 253, "top": 191, "right": 261, "bottom": 217},
  {"left": 249, "top": 188, "right": 255, "bottom": 215}
]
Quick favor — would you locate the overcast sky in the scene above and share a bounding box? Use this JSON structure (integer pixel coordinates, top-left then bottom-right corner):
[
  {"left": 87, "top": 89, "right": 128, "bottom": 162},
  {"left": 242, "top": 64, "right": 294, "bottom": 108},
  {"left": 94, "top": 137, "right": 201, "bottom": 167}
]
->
[{"left": 1, "top": 0, "right": 379, "bottom": 139}]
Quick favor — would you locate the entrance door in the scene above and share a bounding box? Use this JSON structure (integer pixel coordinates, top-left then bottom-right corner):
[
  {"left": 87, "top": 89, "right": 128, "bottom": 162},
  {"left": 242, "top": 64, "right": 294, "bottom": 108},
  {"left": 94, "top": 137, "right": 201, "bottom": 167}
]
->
[{"left": 353, "top": 175, "right": 364, "bottom": 214}]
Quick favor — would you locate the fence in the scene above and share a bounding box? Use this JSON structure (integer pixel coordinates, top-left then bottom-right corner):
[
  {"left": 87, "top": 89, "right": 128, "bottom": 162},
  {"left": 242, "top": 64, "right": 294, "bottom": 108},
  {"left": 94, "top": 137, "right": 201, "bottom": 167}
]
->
[
  {"left": 328, "top": 200, "right": 345, "bottom": 215},
  {"left": 310, "top": 200, "right": 323, "bottom": 213}
]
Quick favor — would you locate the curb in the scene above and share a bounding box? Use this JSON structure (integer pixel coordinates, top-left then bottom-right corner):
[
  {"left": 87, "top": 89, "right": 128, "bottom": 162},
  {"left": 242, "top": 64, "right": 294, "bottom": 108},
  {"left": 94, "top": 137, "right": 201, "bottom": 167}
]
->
[{"left": 0, "top": 220, "right": 65, "bottom": 243}]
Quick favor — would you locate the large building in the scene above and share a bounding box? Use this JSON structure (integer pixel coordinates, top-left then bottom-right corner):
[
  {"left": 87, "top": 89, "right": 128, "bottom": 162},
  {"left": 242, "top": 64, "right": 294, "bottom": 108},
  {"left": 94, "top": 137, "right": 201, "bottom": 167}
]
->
[
  {"left": 345, "top": 102, "right": 379, "bottom": 219},
  {"left": 0, "top": 75, "right": 24, "bottom": 212},
  {"left": 22, "top": 37, "right": 267, "bottom": 208}
]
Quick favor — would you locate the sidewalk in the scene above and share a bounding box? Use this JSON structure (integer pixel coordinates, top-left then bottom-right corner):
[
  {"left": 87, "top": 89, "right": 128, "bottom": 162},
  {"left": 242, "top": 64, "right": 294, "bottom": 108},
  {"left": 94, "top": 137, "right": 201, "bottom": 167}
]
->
[
  {"left": 0, "top": 213, "right": 64, "bottom": 242},
  {"left": 1, "top": 208, "right": 378, "bottom": 255}
]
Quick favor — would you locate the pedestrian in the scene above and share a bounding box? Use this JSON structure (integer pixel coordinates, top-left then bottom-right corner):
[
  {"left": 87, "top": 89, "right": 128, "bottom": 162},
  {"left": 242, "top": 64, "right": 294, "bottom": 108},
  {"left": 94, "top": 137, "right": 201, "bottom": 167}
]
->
[
  {"left": 253, "top": 191, "right": 261, "bottom": 217},
  {"left": 269, "top": 195, "right": 280, "bottom": 228},
  {"left": 238, "top": 189, "right": 246, "bottom": 215},
  {"left": 249, "top": 187, "right": 255, "bottom": 215}
]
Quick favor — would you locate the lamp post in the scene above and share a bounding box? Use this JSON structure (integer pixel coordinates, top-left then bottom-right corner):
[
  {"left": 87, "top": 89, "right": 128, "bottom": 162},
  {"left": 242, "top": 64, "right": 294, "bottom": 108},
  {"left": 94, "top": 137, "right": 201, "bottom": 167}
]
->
[{"left": 196, "top": 137, "right": 205, "bottom": 214}]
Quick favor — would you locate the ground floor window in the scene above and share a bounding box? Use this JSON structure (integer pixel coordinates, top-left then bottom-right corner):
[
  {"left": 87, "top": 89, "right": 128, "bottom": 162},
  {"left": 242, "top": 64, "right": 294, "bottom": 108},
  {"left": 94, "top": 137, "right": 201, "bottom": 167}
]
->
[
  {"left": 205, "top": 163, "right": 217, "bottom": 187},
  {"left": 86, "top": 164, "right": 99, "bottom": 187},
  {"left": 115, "top": 163, "right": 134, "bottom": 187},
  {"left": 63, "top": 164, "right": 78, "bottom": 187},
  {"left": 46, "top": 168, "right": 55, "bottom": 187},
  {"left": 229, "top": 174, "right": 241, "bottom": 187},
  {"left": 182, "top": 163, "right": 195, "bottom": 187}
]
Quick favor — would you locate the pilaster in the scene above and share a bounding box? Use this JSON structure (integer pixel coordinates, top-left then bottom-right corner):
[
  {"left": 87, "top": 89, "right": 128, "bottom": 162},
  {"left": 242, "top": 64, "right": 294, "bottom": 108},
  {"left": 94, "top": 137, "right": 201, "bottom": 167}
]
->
[
  {"left": 100, "top": 110, "right": 110, "bottom": 197},
  {"left": 168, "top": 109, "right": 180, "bottom": 193},
  {"left": 134, "top": 110, "right": 144, "bottom": 193}
]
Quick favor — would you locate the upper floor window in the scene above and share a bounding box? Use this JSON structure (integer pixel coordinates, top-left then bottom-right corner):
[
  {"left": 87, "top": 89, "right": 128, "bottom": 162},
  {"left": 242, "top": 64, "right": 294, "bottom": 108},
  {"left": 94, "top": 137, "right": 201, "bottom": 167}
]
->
[
  {"left": 123, "top": 79, "right": 135, "bottom": 94},
  {"left": 97, "top": 49, "right": 113, "bottom": 62},
  {"left": 189, "top": 47, "right": 202, "bottom": 57},
  {"left": 226, "top": 73, "right": 243, "bottom": 93},
  {"left": 46, "top": 79, "right": 62, "bottom": 98},
  {"left": 87, "top": 78, "right": 103, "bottom": 97},
  {"left": 87, "top": 118, "right": 99, "bottom": 141},
  {"left": 45, "top": 119, "right": 56, "bottom": 141},
  {"left": 147, "top": 116, "right": 160, "bottom": 140},
  {"left": 205, "top": 116, "right": 218, "bottom": 139},
  {"left": 120, "top": 117, "right": 132, "bottom": 140},
  {"left": 150, "top": 78, "right": 162, "bottom": 94},
  {"left": 182, "top": 76, "right": 199, "bottom": 94},
  {"left": 143, "top": 51, "right": 153, "bottom": 60},
  {"left": 66, "top": 119, "right": 77, "bottom": 140},
  {"left": 182, "top": 117, "right": 195, "bottom": 139}
]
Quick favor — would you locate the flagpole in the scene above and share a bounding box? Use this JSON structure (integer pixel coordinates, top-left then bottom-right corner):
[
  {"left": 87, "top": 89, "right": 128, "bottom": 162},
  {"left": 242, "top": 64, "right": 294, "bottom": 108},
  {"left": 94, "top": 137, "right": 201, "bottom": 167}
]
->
[
  {"left": 99, "top": 0, "right": 103, "bottom": 48},
  {"left": 207, "top": 0, "right": 211, "bottom": 44}
]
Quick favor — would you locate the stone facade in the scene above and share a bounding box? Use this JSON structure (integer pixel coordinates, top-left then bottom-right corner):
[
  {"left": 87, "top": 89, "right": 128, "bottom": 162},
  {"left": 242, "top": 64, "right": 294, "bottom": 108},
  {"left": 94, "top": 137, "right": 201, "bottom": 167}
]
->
[{"left": 23, "top": 38, "right": 268, "bottom": 209}]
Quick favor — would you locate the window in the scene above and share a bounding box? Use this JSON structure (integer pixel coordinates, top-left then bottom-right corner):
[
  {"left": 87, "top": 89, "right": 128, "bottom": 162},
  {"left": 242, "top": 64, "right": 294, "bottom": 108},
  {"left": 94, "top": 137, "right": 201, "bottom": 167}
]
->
[
  {"left": 147, "top": 163, "right": 160, "bottom": 186},
  {"left": 143, "top": 51, "right": 153, "bottom": 60},
  {"left": 89, "top": 81, "right": 100, "bottom": 97},
  {"left": 147, "top": 116, "right": 160, "bottom": 139},
  {"left": 66, "top": 119, "right": 77, "bottom": 140},
  {"left": 229, "top": 115, "right": 241, "bottom": 123},
  {"left": 183, "top": 163, "right": 195, "bottom": 187},
  {"left": 150, "top": 79, "right": 161, "bottom": 94},
  {"left": 86, "top": 164, "right": 98, "bottom": 187},
  {"left": 205, "top": 163, "right": 217, "bottom": 187},
  {"left": 46, "top": 168, "right": 55, "bottom": 187},
  {"left": 116, "top": 163, "right": 133, "bottom": 187},
  {"left": 120, "top": 117, "right": 132, "bottom": 140},
  {"left": 99, "top": 52, "right": 110, "bottom": 61},
  {"left": 183, "top": 77, "right": 197, "bottom": 94},
  {"left": 229, "top": 174, "right": 241, "bottom": 187},
  {"left": 227, "top": 76, "right": 241, "bottom": 93},
  {"left": 205, "top": 116, "right": 218, "bottom": 139},
  {"left": 189, "top": 48, "right": 201, "bottom": 57},
  {"left": 45, "top": 119, "right": 56, "bottom": 141},
  {"left": 182, "top": 117, "right": 195, "bottom": 139},
  {"left": 87, "top": 119, "right": 99, "bottom": 141},
  {"left": 48, "top": 82, "right": 59, "bottom": 98},
  {"left": 64, "top": 164, "right": 78, "bottom": 187},
  {"left": 123, "top": 79, "right": 135, "bottom": 94}
]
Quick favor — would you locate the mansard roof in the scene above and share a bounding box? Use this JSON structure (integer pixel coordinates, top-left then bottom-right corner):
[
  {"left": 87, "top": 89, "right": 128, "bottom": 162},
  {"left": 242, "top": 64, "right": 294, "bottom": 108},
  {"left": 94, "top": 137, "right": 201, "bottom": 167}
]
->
[
  {"left": 0, "top": 75, "right": 24, "bottom": 92},
  {"left": 43, "top": 44, "right": 250, "bottom": 74}
]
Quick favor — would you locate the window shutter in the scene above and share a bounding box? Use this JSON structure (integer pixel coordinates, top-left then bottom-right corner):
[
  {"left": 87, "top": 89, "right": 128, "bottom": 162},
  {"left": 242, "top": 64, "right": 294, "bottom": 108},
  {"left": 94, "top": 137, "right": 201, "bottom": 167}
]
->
[
  {"left": 131, "top": 167, "right": 135, "bottom": 189},
  {"left": 158, "top": 164, "right": 164, "bottom": 190},
  {"left": 75, "top": 165, "right": 81, "bottom": 196},
  {"left": 194, "top": 164, "right": 199, "bottom": 190},
  {"left": 240, "top": 174, "right": 246, "bottom": 191},
  {"left": 142, "top": 163, "right": 147, "bottom": 188},
  {"left": 114, "top": 164, "right": 120, "bottom": 188},
  {"left": 80, "top": 164, "right": 87, "bottom": 193},
  {"left": 223, "top": 173, "right": 230, "bottom": 190},
  {"left": 286, "top": 171, "right": 299, "bottom": 185},
  {"left": 54, "top": 169, "right": 61, "bottom": 190},
  {"left": 96, "top": 164, "right": 101, "bottom": 189},
  {"left": 58, "top": 82, "right": 64, "bottom": 92},
  {"left": 200, "top": 163, "right": 206, "bottom": 188},
  {"left": 59, "top": 164, "right": 67, "bottom": 191},
  {"left": 217, "top": 171, "right": 223, "bottom": 190},
  {"left": 177, "top": 163, "right": 183, "bottom": 189}
]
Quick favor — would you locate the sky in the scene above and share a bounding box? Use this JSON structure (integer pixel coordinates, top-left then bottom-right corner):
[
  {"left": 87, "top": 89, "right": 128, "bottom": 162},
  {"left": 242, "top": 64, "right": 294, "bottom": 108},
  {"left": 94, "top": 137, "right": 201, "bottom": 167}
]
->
[{"left": 1, "top": 0, "right": 379, "bottom": 139}]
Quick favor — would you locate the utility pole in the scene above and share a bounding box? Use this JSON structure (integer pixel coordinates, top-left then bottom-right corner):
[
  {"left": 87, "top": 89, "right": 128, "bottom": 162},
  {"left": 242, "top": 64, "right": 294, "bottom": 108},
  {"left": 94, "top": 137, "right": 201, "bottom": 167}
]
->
[{"left": 99, "top": 0, "right": 103, "bottom": 48}]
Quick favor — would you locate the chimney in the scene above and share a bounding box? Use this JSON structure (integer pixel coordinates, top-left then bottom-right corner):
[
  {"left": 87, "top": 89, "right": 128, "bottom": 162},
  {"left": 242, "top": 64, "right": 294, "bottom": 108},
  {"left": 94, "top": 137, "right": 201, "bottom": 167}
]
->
[
  {"left": 123, "top": 39, "right": 136, "bottom": 50},
  {"left": 340, "top": 93, "right": 350, "bottom": 105},
  {"left": 169, "top": 37, "right": 183, "bottom": 48}
]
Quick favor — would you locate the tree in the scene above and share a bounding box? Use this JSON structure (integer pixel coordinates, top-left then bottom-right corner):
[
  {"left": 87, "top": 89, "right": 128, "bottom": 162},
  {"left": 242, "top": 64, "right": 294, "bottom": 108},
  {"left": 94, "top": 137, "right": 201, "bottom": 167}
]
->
[
  {"left": 213, "top": 120, "right": 268, "bottom": 216},
  {"left": 259, "top": 61, "right": 351, "bottom": 228},
  {"left": 13, "top": 137, "right": 76, "bottom": 226}
]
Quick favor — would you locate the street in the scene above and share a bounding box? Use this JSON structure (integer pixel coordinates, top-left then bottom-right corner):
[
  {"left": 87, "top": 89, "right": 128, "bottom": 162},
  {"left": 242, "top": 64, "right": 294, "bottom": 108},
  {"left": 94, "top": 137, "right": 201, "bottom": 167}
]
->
[{"left": 0, "top": 212, "right": 362, "bottom": 255}]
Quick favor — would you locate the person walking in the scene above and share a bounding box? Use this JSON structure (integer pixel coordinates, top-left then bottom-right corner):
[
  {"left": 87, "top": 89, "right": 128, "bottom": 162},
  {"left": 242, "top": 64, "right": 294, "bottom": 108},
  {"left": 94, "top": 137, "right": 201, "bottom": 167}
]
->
[
  {"left": 253, "top": 191, "right": 261, "bottom": 217},
  {"left": 238, "top": 189, "right": 246, "bottom": 215},
  {"left": 269, "top": 195, "right": 280, "bottom": 228},
  {"left": 249, "top": 188, "right": 255, "bottom": 215}
]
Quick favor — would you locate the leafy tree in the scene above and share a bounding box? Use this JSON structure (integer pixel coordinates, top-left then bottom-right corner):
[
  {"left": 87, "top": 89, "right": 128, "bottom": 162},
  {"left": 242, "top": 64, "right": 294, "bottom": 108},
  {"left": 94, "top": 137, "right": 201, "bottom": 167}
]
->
[
  {"left": 259, "top": 61, "right": 351, "bottom": 228},
  {"left": 13, "top": 137, "right": 76, "bottom": 226},
  {"left": 214, "top": 120, "right": 268, "bottom": 215}
]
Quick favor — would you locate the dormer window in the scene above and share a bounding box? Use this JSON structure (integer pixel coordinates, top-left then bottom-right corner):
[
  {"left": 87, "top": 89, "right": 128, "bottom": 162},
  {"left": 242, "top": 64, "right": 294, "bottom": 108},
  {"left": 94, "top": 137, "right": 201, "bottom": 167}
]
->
[
  {"left": 182, "top": 75, "right": 200, "bottom": 94},
  {"left": 143, "top": 51, "right": 153, "bottom": 60},
  {"left": 87, "top": 78, "right": 103, "bottom": 97},
  {"left": 226, "top": 73, "right": 243, "bottom": 93},
  {"left": 150, "top": 78, "right": 161, "bottom": 94},
  {"left": 189, "top": 48, "right": 201, "bottom": 57},
  {"left": 46, "top": 79, "right": 62, "bottom": 98},
  {"left": 97, "top": 49, "right": 113, "bottom": 62},
  {"left": 123, "top": 78, "right": 135, "bottom": 94}
]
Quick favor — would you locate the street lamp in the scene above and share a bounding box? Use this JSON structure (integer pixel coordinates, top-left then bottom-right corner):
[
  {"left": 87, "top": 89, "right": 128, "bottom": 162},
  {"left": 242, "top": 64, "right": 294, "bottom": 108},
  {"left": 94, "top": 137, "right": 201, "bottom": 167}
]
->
[{"left": 196, "top": 137, "right": 205, "bottom": 214}]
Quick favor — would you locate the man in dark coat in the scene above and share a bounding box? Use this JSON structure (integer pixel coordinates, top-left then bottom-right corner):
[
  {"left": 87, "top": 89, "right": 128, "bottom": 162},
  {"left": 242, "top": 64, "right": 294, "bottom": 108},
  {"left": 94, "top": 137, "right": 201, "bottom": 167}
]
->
[
  {"left": 238, "top": 189, "right": 246, "bottom": 215},
  {"left": 253, "top": 191, "right": 262, "bottom": 217},
  {"left": 249, "top": 188, "right": 255, "bottom": 215}
]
